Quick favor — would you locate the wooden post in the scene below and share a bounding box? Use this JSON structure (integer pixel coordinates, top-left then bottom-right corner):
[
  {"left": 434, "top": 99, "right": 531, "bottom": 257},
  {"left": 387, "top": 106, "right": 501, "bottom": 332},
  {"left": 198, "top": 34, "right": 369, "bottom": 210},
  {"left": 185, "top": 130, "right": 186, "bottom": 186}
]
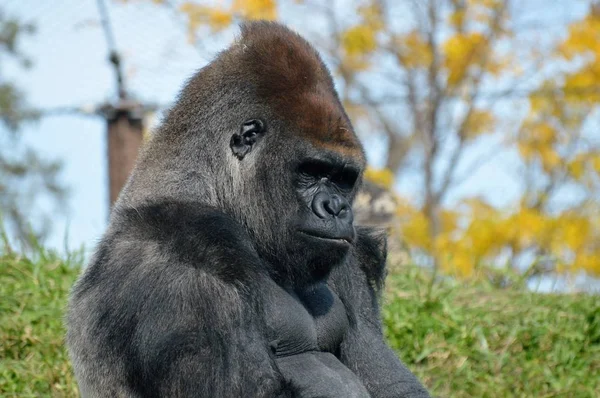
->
[{"left": 103, "top": 100, "right": 144, "bottom": 207}]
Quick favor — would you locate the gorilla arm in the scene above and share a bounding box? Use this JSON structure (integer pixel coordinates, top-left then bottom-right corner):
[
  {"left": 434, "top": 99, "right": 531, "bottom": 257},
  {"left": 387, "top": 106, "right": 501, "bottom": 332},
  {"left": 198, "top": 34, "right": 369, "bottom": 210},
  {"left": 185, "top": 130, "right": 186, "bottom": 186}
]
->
[
  {"left": 330, "top": 227, "right": 431, "bottom": 398},
  {"left": 262, "top": 278, "right": 370, "bottom": 398},
  {"left": 67, "top": 203, "right": 292, "bottom": 397}
]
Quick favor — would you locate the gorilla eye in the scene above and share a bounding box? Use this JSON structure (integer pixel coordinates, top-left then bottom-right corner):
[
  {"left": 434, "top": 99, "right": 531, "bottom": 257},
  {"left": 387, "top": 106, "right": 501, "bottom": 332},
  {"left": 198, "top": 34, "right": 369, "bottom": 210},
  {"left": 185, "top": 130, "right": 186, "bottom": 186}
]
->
[
  {"left": 333, "top": 168, "right": 359, "bottom": 190},
  {"left": 298, "top": 160, "right": 332, "bottom": 180}
]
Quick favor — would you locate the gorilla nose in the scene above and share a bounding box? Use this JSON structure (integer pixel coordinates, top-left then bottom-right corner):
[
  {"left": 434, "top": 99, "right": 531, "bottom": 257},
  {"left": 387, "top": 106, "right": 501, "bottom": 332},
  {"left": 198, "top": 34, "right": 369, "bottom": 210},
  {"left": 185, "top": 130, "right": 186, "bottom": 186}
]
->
[{"left": 312, "top": 192, "right": 351, "bottom": 219}]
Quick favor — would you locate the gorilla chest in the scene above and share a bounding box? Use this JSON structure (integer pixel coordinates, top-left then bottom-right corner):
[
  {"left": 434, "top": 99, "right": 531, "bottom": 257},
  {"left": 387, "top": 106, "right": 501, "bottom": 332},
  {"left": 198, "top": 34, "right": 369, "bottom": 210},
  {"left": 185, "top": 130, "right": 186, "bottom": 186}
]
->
[{"left": 265, "top": 282, "right": 349, "bottom": 356}]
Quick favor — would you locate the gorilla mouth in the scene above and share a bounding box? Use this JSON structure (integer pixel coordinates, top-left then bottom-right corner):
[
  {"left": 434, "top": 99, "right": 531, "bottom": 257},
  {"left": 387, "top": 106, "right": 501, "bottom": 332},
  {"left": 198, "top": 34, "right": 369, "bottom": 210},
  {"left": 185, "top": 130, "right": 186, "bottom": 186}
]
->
[{"left": 298, "top": 230, "right": 353, "bottom": 245}]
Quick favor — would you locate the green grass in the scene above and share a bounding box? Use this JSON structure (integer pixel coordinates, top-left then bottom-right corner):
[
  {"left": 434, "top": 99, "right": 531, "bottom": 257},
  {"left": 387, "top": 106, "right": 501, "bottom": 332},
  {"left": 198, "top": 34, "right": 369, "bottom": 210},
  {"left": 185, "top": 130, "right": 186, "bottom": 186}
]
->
[
  {"left": 383, "top": 267, "right": 600, "bottom": 397},
  {"left": 1, "top": 248, "right": 599, "bottom": 397},
  {"left": 1, "top": 249, "right": 81, "bottom": 397}
]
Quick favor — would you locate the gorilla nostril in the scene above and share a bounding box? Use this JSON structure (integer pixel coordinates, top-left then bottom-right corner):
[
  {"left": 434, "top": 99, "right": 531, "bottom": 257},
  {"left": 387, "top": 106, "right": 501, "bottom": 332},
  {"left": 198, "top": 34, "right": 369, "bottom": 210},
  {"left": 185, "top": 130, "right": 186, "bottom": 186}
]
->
[
  {"left": 325, "top": 195, "right": 347, "bottom": 217},
  {"left": 324, "top": 200, "right": 335, "bottom": 216},
  {"left": 312, "top": 192, "right": 331, "bottom": 219}
]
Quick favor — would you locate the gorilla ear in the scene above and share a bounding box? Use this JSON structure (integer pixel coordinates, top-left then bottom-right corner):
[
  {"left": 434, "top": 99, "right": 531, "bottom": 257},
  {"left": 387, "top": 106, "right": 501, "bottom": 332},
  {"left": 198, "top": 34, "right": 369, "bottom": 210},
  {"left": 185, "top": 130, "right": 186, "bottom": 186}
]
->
[{"left": 230, "top": 119, "right": 266, "bottom": 160}]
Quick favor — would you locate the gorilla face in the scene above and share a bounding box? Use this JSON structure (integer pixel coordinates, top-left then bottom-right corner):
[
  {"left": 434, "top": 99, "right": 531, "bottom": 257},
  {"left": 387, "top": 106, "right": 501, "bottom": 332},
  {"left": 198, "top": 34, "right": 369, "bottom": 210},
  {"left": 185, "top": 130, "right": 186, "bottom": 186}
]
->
[
  {"left": 294, "top": 155, "right": 359, "bottom": 246},
  {"left": 229, "top": 113, "right": 364, "bottom": 285}
]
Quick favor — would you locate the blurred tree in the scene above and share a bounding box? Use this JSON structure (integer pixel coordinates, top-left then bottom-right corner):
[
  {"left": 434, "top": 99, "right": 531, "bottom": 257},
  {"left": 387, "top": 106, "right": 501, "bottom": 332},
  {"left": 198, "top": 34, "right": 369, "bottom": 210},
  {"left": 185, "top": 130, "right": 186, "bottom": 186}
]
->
[
  {"left": 143, "top": 0, "right": 600, "bottom": 283},
  {"left": 0, "top": 9, "right": 67, "bottom": 249}
]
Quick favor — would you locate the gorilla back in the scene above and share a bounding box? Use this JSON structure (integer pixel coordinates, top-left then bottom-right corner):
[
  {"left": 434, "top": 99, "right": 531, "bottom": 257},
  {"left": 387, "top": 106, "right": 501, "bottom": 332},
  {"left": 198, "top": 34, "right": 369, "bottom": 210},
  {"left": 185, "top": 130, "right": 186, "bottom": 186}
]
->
[{"left": 66, "top": 21, "right": 430, "bottom": 397}]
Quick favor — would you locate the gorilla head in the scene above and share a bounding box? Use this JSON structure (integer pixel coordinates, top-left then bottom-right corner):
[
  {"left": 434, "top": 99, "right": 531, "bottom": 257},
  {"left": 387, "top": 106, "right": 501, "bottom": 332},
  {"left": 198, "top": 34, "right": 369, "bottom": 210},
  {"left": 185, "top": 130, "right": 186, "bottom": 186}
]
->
[{"left": 119, "top": 21, "right": 366, "bottom": 286}]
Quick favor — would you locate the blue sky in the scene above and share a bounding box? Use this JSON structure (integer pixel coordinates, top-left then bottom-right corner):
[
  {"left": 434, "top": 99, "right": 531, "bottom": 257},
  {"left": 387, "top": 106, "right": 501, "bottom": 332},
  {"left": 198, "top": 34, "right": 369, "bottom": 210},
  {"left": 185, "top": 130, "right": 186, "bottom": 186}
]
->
[{"left": 2, "top": 0, "right": 589, "bottom": 259}]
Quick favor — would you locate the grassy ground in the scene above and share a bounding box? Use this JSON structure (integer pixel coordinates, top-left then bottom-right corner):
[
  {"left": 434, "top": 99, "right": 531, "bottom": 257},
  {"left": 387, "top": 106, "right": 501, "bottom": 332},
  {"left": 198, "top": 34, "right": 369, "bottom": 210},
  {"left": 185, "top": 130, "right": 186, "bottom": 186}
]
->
[
  {"left": 382, "top": 267, "right": 600, "bottom": 397},
  {"left": 1, "top": 248, "right": 599, "bottom": 397}
]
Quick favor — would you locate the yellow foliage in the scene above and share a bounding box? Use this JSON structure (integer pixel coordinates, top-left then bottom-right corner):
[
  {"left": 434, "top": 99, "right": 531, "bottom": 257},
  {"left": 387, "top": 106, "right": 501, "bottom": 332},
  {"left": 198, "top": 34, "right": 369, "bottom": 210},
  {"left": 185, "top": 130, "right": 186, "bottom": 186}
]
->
[
  {"left": 463, "top": 109, "right": 495, "bottom": 138},
  {"left": 395, "top": 193, "right": 600, "bottom": 277},
  {"left": 439, "top": 209, "right": 459, "bottom": 235},
  {"left": 394, "top": 31, "right": 433, "bottom": 68},
  {"left": 449, "top": 10, "right": 466, "bottom": 30},
  {"left": 233, "top": 0, "right": 277, "bottom": 20},
  {"left": 557, "top": 6, "right": 600, "bottom": 104},
  {"left": 554, "top": 215, "right": 591, "bottom": 252},
  {"left": 437, "top": 247, "right": 475, "bottom": 278},
  {"left": 514, "top": 208, "right": 548, "bottom": 248},
  {"left": 529, "top": 122, "right": 557, "bottom": 145},
  {"left": 567, "top": 156, "right": 586, "bottom": 180},
  {"left": 442, "top": 32, "right": 487, "bottom": 86},
  {"left": 358, "top": 3, "right": 384, "bottom": 31},
  {"left": 341, "top": 53, "right": 371, "bottom": 72},
  {"left": 465, "top": 0, "right": 504, "bottom": 26},
  {"left": 518, "top": 122, "right": 562, "bottom": 171},
  {"left": 363, "top": 167, "right": 394, "bottom": 189},
  {"left": 563, "top": 65, "right": 600, "bottom": 103},
  {"left": 558, "top": 10, "right": 600, "bottom": 60},
  {"left": 341, "top": 25, "right": 378, "bottom": 57},
  {"left": 529, "top": 81, "right": 563, "bottom": 118},
  {"left": 539, "top": 147, "right": 561, "bottom": 172},
  {"left": 206, "top": 9, "right": 234, "bottom": 32},
  {"left": 592, "top": 154, "right": 600, "bottom": 174},
  {"left": 179, "top": 3, "right": 233, "bottom": 34},
  {"left": 467, "top": 0, "right": 503, "bottom": 8},
  {"left": 466, "top": 220, "right": 502, "bottom": 257},
  {"left": 448, "top": 252, "right": 474, "bottom": 278},
  {"left": 396, "top": 202, "right": 431, "bottom": 251},
  {"left": 517, "top": 142, "right": 534, "bottom": 160},
  {"left": 575, "top": 252, "right": 600, "bottom": 274}
]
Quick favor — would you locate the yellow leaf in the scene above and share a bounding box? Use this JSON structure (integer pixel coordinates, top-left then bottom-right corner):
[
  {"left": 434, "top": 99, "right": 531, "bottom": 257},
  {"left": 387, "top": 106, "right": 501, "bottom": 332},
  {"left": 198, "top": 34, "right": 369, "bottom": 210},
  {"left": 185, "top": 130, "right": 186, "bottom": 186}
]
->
[
  {"left": 592, "top": 154, "right": 600, "bottom": 174},
  {"left": 179, "top": 3, "right": 233, "bottom": 34},
  {"left": 575, "top": 252, "right": 600, "bottom": 274},
  {"left": 512, "top": 208, "right": 547, "bottom": 248},
  {"left": 233, "top": 0, "right": 277, "bottom": 21},
  {"left": 398, "top": 208, "right": 431, "bottom": 251},
  {"left": 530, "top": 122, "right": 557, "bottom": 145},
  {"left": 567, "top": 156, "right": 586, "bottom": 180},
  {"left": 449, "top": 9, "right": 466, "bottom": 29},
  {"left": 518, "top": 142, "right": 534, "bottom": 160},
  {"left": 394, "top": 31, "right": 433, "bottom": 68},
  {"left": 341, "top": 25, "right": 377, "bottom": 56},
  {"left": 439, "top": 209, "right": 459, "bottom": 234},
  {"left": 558, "top": 10, "right": 600, "bottom": 59},
  {"left": 358, "top": 3, "right": 384, "bottom": 31},
  {"left": 437, "top": 248, "right": 474, "bottom": 278},
  {"left": 364, "top": 167, "right": 395, "bottom": 189},
  {"left": 557, "top": 215, "right": 590, "bottom": 251},
  {"left": 342, "top": 55, "right": 371, "bottom": 72},
  {"left": 563, "top": 66, "right": 600, "bottom": 103},
  {"left": 442, "top": 32, "right": 487, "bottom": 86},
  {"left": 539, "top": 147, "right": 561, "bottom": 172},
  {"left": 463, "top": 109, "right": 495, "bottom": 138}
]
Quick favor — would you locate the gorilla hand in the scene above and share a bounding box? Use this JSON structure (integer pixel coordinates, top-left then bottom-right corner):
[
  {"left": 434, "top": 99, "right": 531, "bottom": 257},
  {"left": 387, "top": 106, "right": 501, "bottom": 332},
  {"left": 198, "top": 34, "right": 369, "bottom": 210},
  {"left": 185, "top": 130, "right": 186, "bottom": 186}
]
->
[{"left": 264, "top": 279, "right": 369, "bottom": 398}]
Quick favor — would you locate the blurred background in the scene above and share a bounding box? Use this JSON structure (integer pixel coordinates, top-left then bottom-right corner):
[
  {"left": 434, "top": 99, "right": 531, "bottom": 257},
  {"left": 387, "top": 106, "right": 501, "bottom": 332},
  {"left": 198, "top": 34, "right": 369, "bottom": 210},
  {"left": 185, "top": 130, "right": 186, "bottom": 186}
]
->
[{"left": 1, "top": 0, "right": 600, "bottom": 396}]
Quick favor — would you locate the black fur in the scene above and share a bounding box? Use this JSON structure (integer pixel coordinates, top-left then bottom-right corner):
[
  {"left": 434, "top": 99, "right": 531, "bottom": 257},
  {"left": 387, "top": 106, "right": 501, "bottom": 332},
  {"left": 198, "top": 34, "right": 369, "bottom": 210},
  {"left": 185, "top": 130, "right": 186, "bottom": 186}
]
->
[{"left": 66, "top": 21, "right": 429, "bottom": 397}]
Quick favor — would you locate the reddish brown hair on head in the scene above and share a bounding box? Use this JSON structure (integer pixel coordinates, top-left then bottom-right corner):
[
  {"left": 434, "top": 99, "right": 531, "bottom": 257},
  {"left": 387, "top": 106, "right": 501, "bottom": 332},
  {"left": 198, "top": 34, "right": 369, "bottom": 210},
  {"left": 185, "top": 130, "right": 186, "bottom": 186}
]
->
[
  {"left": 236, "top": 21, "right": 334, "bottom": 99},
  {"left": 228, "top": 21, "right": 364, "bottom": 161}
]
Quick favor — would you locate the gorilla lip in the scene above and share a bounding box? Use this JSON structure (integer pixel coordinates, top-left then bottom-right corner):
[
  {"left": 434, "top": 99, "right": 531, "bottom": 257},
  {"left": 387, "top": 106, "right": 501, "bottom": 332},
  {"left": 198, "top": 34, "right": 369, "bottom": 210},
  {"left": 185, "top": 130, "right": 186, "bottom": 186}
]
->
[{"left": 298, "top": 230, "right": 353, "bottom": 245}]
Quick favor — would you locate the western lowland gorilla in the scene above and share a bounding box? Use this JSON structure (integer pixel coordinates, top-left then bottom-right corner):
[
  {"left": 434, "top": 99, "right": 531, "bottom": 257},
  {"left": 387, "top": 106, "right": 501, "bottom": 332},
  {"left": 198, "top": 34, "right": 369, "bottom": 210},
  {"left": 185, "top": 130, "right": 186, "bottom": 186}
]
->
[{"left": 66, "top": 21, "right": 430, "bottom": 397}]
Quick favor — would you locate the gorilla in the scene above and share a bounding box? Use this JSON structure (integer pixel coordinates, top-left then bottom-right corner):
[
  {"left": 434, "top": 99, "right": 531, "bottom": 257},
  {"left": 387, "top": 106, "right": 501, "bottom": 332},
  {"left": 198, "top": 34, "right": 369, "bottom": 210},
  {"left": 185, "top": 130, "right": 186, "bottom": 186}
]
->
[{"left": 67, "top": 21, "right": 430, "bottom": 398}]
